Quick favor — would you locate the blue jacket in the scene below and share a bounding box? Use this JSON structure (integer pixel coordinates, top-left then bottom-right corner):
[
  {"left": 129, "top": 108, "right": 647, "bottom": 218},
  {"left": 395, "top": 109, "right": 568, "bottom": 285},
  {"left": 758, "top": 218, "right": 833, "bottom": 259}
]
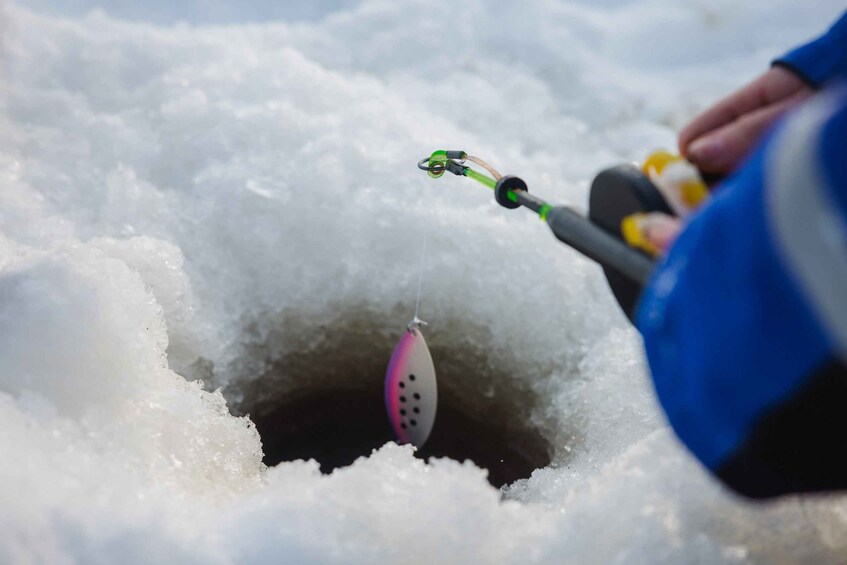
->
[{"left": 637, "top": 14, "right": 847, "bottom": 498}]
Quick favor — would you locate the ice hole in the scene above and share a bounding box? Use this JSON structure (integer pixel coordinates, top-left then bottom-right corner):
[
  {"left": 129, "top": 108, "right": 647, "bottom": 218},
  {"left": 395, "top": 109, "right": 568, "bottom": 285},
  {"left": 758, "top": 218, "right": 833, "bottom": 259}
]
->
[{"left": 234, "top": 310, "right": 554, "bottom": 488}]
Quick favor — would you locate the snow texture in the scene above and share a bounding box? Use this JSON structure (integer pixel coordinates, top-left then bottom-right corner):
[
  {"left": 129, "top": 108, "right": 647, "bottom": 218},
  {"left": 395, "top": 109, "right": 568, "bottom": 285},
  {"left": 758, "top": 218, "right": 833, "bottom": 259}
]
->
[{"left": 1, "top": 0, "right": 846, "bottom": 563}]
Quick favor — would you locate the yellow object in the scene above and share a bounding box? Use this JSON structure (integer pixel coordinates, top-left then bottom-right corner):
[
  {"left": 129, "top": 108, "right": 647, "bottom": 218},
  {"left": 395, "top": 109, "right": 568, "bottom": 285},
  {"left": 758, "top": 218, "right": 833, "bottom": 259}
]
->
[
  {"left": 642, "top": 150, "right": 710, "bottom": 211},
  {"left": 621, "top": 213, "right": 660, "bottom": 257},
  {"left": 679, "top": 178, "right": 709, "bottom": 208},
  {"left": 641, "top": 150, "right": 681, "bottom": 177}
]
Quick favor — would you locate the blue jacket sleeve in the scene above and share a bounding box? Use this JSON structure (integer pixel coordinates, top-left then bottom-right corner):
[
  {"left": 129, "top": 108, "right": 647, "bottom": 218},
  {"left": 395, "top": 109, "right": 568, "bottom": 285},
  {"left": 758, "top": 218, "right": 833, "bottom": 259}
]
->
[
  {"left": 774, "top": 11, "right": 847, "bottom": 87},
  {"left": 637, "top": 87, "right": 847, "bottom": 498}
]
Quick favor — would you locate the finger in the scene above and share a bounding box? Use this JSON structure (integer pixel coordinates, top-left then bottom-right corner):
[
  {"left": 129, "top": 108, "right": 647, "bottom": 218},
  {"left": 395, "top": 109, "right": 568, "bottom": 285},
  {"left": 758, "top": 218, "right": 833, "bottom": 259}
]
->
[
  {"left": 642, "top": 213, "right": 683, "bottom": 253},
  {"left": 678, "top": 67, "right": 809, "bottom": 154},
  {"left": 685, "top": 90, "right": 811, "bottom": 174},
  {"left": 621, "top": 212, "right": 682, "bottom": 255}
]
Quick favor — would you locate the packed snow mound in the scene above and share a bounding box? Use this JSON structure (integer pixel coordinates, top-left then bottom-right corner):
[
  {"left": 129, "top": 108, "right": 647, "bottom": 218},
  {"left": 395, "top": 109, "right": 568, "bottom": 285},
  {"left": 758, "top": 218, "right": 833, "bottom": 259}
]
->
[
  {"left": 0, "top": 244, "right": 264, "bottom": 492},
  {"left": 2, "top": 0, "right": 847, "bottom": 563}
]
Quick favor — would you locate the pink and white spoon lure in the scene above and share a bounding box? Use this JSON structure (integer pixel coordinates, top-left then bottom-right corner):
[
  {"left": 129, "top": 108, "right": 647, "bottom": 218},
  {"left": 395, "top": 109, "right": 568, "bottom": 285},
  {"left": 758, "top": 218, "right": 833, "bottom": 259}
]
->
[{"left": 385, "top": 317, "right": 437, "bottom": 447}]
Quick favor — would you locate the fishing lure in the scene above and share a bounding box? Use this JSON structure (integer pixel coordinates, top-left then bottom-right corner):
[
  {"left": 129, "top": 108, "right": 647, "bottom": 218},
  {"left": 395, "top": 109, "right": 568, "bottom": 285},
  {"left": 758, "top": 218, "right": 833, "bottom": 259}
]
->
[
  {"left": 384, "top": 318, "right": 437, "bottom": 447},
  {"left": 384, "top": 220, "right": 437, "bottom": 448}
]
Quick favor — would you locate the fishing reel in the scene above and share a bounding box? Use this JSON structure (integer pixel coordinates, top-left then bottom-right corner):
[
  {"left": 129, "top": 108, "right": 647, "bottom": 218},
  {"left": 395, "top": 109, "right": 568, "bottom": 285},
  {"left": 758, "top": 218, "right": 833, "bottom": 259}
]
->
[{"left": 419, "top": 150, "right": 709, "bottom": 322}]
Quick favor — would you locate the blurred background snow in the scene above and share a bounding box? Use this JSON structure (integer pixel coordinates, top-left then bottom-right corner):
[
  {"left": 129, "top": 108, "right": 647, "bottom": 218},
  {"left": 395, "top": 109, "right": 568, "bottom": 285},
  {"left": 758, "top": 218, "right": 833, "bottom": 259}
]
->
[
  {"left": 24, "top": 0, "right": 364, "bottom": 23},
  {"left": 1, "top": 0, "right": 847, "bottom": 563}
]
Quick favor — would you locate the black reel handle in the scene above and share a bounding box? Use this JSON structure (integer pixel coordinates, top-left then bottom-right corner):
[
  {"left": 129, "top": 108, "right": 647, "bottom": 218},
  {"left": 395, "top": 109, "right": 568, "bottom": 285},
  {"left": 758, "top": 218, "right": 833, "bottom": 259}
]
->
[{"left": 588, "top": 165, "right": 672, "bottom": 322}]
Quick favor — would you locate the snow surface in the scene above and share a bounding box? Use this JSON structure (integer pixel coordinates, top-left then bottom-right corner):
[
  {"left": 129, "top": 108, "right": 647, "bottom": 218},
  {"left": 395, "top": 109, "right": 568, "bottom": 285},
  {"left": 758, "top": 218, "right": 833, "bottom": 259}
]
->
[{"left": 2, "top": 0, "right": 847, "bottom": 562}]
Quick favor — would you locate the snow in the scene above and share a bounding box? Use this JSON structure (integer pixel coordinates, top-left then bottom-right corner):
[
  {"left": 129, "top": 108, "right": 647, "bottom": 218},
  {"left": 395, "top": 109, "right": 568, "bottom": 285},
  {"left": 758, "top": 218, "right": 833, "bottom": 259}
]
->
[{"left": 1, "top": 0, "right": 846, "bottom": 562}]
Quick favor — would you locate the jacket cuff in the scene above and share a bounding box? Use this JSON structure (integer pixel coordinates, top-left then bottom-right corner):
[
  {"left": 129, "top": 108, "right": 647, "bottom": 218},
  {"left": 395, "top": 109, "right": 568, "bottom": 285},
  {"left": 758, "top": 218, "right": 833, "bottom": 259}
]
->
[{"left": 772, "top": 12, "right": 847, "bottom": 88}]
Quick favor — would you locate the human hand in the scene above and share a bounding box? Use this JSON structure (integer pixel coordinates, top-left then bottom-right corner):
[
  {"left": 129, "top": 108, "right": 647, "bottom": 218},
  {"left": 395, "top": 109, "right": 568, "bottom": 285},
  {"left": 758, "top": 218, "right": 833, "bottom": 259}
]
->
[
  {"left": 625, "top": 151, "right": 711, "bottom": 255},
  {"left": 678, "top": 66, "right": 813, "bottom": 175},
  {"left": 624, "top": 212, "right": 682, "bottom": 255}
]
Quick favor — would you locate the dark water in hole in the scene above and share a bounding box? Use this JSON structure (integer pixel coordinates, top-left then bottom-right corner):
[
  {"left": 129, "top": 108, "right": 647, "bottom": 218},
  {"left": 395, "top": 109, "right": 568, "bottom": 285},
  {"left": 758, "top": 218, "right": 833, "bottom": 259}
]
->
[
  {"left": 237, "top": 310, "right": 555, "bottom": 489},
  {"left": 253, "top": 385, "right": 551, "bottom": 488}
]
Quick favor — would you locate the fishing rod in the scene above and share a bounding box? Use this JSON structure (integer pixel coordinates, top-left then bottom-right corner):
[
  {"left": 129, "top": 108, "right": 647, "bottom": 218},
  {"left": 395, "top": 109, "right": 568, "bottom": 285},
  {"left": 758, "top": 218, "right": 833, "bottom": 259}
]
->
[
  {"left": 387, "top": 149, "right": 697, "bottom": 449},
  {"left": 418, "top": 149, "right": 682, "bottom": 320}
]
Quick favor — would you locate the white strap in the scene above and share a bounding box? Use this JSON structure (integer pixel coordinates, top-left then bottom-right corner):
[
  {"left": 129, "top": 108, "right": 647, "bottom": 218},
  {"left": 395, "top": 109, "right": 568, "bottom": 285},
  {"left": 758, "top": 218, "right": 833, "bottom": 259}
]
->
[{"left": 766, "top": 90, "right": 847, "bottom": 362}]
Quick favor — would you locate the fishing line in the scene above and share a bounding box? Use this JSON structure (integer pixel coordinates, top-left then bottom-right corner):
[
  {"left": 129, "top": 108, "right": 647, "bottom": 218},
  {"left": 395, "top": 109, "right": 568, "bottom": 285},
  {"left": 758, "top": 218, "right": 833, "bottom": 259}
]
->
[
  {"left": 412, "top": 228, "right": 428, "bottom": 325},
  {"left": 465, "top": 155, "right": 502, "bottom": 180}
]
